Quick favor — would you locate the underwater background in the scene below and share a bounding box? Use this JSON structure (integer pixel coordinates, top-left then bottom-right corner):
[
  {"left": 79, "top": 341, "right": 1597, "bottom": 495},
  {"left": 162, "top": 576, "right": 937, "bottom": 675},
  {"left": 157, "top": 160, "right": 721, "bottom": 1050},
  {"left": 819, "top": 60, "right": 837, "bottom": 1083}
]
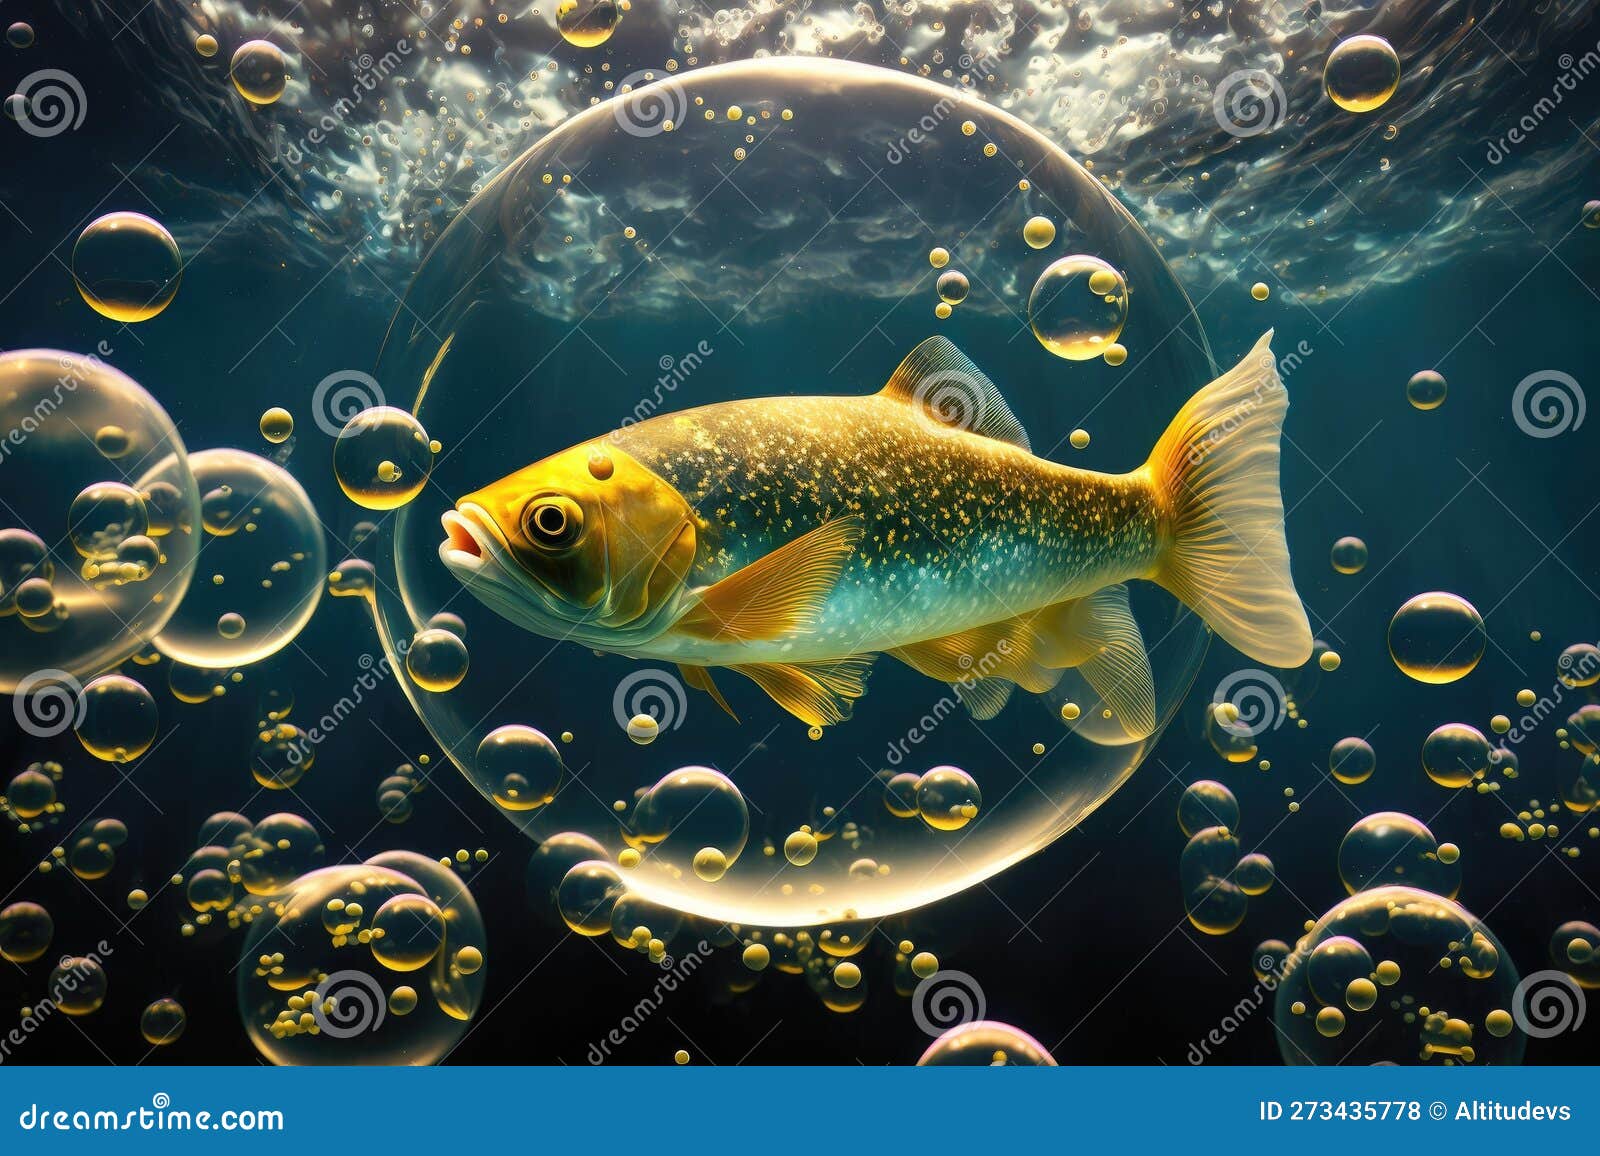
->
[{"left": 1, "top": 0, "right": 1598, "bottom": 1065}]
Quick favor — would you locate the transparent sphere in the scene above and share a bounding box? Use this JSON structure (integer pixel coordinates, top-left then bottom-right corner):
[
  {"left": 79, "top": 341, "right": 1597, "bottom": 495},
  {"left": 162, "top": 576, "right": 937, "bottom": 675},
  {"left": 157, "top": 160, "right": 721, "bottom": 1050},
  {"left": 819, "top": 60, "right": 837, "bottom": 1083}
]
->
[
  {"left": 1323, "top": 35, "right": 1402, "bottom": 114},
  {"left": 1405, "top": 370, "right": 1447, "bottom": 411},
  {"left": 0, "top": 900, "right": 53, "bottom": 963},
  {"left": 236, "top": 813, "right": 325, "bottom": 895},
  {"left": 237, "top": 856, "right": 486, "bottom": 1065},
  {"left": 0, "top": 352, "right": 199, "bottom": 691},
  {"left": 1177, "top": 779, "right": 1239, "bottom": 837},
  {"left": 1329, "top": 536, "right": 1368, "bottom": 575},
  {"left": 1328, "top": 736, "right": 1376, "bottom": 785},
  {"left": 259, "top": 407, "right": 294, "bottom": 444},
  {"left": 1028, "top": 254, "right": 1128, "bottom": 360},
  {"left": 473, "top": 724, "right": 563, "bottom": 812},
  {"left": 333, "top": 406, "right": 433, "bottom": 510},
  {"left": 50, "top": 956, "right": 109, "bottom": 1015},
  {"left": 230, "top": 40, "right": 288, "bottom": 106},
  {"left": 74, "top": 673, "right": 158, "bottom": 762},
  {"left": 556, "top": 0, "right": 621, "bottom": 48},
  {"left": 917, "top": 1020, "right": 1057, "bottom": 1066},
  {"left": 405, "top": 627, "right": 469, "bottom": 692},
  {"left": 141, "top": 997, "right": 187, "bottom": 1045},
  {"left": 154, "top": 449, "right": 325, "bottom": 667},
  {"left": 71, "top": 212, "right": 182, "bottom": 323},
  {"left": 1387, "top": 592, "right": 1484, "bottom": 684},
  {"left": 370, "top": 58, "right": 1215, "bottom": 925},
  {"left": 1275, "top": 886, "right": 1524, "bottom": 1065},
  {"left": 1338, "top": 811, "right": 1460, "bottom": 897},
  {"left": 7, "top": 768, "right": 57, "bottom": 819},
  {"left": 1421, "top": 723, "right": 1491, "bottom": 789},
  {"left": 1558, "top": 642, "right": 1600, "bottom": 688},
  {"left": 1550, "top": 920, "right": 1600, "bottom": 988}
]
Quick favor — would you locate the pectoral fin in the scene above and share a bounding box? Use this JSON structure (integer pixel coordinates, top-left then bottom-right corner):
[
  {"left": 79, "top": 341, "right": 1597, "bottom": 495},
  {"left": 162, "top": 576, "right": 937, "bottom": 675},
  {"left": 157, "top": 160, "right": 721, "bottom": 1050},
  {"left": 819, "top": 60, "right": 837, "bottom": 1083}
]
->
[
  {"left": 886, "top": 583, "right": 1156, "bottom": 737},
  {"left": 729, "top": 655, "right": 876, "bottom": 729},
  {"left": 679, "top": 664, "right": 739, "bottom": 723},
  {"left": 672, "top": 515, "right": 864, "bottom": 643}
]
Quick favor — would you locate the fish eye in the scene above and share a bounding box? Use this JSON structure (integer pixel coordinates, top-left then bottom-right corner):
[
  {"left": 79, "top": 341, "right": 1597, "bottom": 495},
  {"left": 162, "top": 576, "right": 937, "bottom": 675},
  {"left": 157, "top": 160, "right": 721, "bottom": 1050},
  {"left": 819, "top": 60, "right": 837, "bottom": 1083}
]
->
[{"left": 522, "top": 496, "right": 583, "bottom": 550}]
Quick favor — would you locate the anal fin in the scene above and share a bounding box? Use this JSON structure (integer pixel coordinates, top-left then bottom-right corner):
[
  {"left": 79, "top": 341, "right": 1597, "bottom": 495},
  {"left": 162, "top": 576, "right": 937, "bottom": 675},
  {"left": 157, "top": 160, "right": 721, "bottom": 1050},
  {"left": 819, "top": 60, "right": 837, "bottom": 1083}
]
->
[
  {"left": 730, "top": 655, "right": 876, "bottom": 729},
  {"left": 679, "top": 664, "right": 739, "bottom": 723}
]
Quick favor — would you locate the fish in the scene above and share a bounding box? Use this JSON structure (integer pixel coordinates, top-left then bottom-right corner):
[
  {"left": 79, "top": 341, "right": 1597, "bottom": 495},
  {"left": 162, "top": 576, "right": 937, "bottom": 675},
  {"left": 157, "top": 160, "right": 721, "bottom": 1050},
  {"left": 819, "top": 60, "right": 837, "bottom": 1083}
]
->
[{"left": 439, "top": 331, "right": 1313, "bottom": 737}]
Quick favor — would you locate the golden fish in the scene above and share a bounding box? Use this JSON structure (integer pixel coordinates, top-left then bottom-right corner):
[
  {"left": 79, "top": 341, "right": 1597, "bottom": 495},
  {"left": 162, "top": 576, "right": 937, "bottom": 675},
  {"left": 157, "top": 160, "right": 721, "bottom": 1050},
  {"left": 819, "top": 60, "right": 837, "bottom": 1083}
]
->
[{"left": 440, "top": 331, "right": 1312, "bottom": 735}]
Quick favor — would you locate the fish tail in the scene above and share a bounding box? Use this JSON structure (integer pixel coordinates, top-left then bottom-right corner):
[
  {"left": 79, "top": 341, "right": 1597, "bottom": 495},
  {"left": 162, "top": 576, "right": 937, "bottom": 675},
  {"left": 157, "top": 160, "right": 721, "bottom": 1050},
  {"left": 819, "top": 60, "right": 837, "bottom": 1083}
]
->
[{"left": 1145, "top": 330, "right": 1313, "bottom": 668}]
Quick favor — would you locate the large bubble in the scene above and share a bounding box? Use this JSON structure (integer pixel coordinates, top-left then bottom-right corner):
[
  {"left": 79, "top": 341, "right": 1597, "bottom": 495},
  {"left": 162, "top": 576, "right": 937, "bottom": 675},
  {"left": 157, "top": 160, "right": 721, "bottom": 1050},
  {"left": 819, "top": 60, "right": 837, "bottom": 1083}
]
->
[
  {"left": 237, "top": 855, "right": 486, "bottom": 1065},
  {"left": 1274, "top": 886, "right": 1525, "bottom": 1066},
  {"left": 0, "top": 351, "right": 199, "bottom": 692},
  {"left": 153, "top": 449, "right": 324, "bottom": 668},
  {"left": 370, "top": 58, "right": 1214, "bottom": 925}
]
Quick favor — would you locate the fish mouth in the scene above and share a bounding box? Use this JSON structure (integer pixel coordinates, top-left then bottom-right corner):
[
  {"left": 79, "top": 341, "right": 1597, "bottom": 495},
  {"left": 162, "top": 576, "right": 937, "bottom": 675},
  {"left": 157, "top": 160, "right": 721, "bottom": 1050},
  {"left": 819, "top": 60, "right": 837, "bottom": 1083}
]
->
[{"left": 439, "top": 505, "right": 500, "bottom": 573}]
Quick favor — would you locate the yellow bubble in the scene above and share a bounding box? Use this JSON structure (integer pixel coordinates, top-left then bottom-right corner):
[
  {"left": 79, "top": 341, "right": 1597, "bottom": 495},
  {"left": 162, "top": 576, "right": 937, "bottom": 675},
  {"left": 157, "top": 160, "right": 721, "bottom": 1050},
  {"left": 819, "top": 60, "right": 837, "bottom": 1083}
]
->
[
  {"left": 692, "top": 846, "right": 729, "bottom": 882},
  {"left": 1314, "top": 1005, "right": 1346, "bottom": 1037},
  {"left": 1490, "top": 714, "right": 1510, "bottom": 735},
  {"left": 725, "top": 105, "right": 742, "bottom": 121},
  {"left": 1421, "top": 723, "right": 1491, "bottom": 789},
  {"left": 1329, "top": 737, "right": 1375, "bottom": 785},
  {"left": 673, "top": 1048, "right": 690, "bottom": 1064},
  {"left": 1102, "top": 343, "right": 1128, "bottom": 367},
  {"left": 783, "top": 829, "right": 818, "bottom": 866},
  {"left": 833, "top": 961, "right": 862, "bottom": 989},
  {"left": 1029, "top": 255, "right": 1127, "bottom": 360},
  {"left": 911, "top": 950, "right": 939, "bottom": 979},
  {"left": 1437, "top": 842, "right": 1460, "bottom": 865},
  {"left": 556, "top": 0, "right": 621, "bottom": 47},
  {"left": 742, "top": 942, "right": 770, "bottom": 971},
  {"left": 936, "top": 269, "right": 969, "bottom": 305},
  {"left": 1319, "top": 650, "right": 1342, "bottom": 672},
  {"left": 259, "top": 407, "right": 293, "bottom": 443},
  {"left": 230, "top": 39, "right": 288, "bottom": 106},
  {"left": 1405, "top": 369, "right": 1447, "bottom": 411},
  {"left": 74, "top": 673, "right": 158, "bottom": 763},
  {"left": 626, "top": 713, "right": 660, "bottom": 745},
  {"left": 453, "top": 945, "right": 484, "bottom": 974},
  {"left": 928, "top": 246, "right": 949, "bottom": 268},
  {"left": 406, "top": 627, "right": 469, "bottom": 693},
  {"left": 1022, "top": 216, "right": 1056, "bottom": 249},
  {"left": 388, "top": 985, "right": 418, "bottom": 1015},
  {"left": 1061, "top": 702, "right": 1081, "bottom": 721},
  {"left": 195, "top": 34, "right": 218, "bottom": 58},
  {"left": 1345, "top": 977, "right": 1377, "bottom": 1012},
  {"left": 916, "top": 766, "right": 981, "bottom": 831},
  {"left": 1517, "top": 689, "right": 1537, "bottom": 707},
  {"left": 1329, "top": 536, "right": 1367, "bottom": 574},
  {"left": 934, "top": 302, "right": 952, "bottom": 320},
  {"left": 140, "top": 997, "right": 186, "bottom": 1045},
  {"left": 1374, "top": 959, "right": 1401, "bottom": 986},
  {"left": 1069, "top": 428, "right": 1090, "bottom": 449},
  {"left": 370, "top": 894, "right": 446, "bottom": 972},
  {"left": 1485, "top": 1008, "right": 1514, "bottom": 1037},
  {"left": 960, "top": 120, "right": 976, "bottom": 136},
  {"left": 1031, "top": 741, "right": 1045, "bottom": 755},
  {"left": 333, "top": 406, "right": 434, "bottom": 510},
  {"left": 72, "top": 212, "right": 183, "bottom": 323},
  {"left": 1388, "top": 591, "right": 1484, "bottom": 683},
  {"left": 1250, "top": 282, "right": 1270, "bottom": 301},
  {"left": 1324, "top": 35, "right": 1402, "bottom": 114}
]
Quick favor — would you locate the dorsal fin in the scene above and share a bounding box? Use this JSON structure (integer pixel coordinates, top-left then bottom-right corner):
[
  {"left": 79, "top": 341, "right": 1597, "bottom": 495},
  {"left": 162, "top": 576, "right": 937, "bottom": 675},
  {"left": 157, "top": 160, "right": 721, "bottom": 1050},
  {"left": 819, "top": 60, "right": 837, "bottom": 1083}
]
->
[{"left": 879, "top": 336, "right": 1031, "bottom": 451}]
